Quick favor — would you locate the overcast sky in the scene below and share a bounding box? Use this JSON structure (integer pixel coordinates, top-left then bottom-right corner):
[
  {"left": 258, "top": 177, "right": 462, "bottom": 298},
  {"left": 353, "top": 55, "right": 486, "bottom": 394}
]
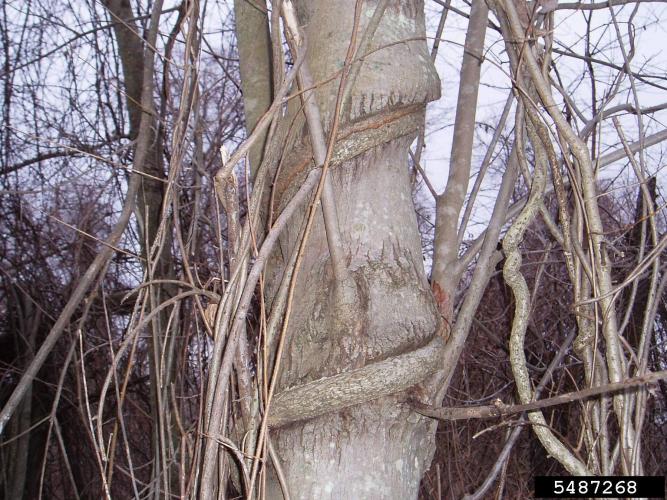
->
[{"left": 421, "top": 0, "right": 667, "bottom": 235}]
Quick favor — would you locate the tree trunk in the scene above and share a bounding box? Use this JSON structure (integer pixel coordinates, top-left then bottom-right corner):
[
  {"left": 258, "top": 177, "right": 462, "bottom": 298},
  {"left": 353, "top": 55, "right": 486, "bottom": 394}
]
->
[
  {"left": 265, "top": 1, "right": 442, "bottom": 497},
  {"left": 233, "top": 0, "right": 273, "bottom": 175},
  {"left": 103, "top": 1, "right": 179, "bottom": 492},
  {"left": 104, "top": 0, "right": 169, "bottom": 274}
]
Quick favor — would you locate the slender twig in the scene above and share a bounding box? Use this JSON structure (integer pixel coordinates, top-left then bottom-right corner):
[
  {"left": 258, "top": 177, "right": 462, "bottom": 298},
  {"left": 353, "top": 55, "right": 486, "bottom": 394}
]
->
[
  {"left": 580, "top": 102, "right": 667, "bottom": 139},
  {"left": 268, "top": 437, "right": 292, "bottom": 500},
  {"left": 286, "top": 0, "right": 361, "bottom": 291},
  {"left": 213, "top": 43, "right": 305, "bottom": 186},
  {"left": 409, "top": 149, "right": 439, "bottom": 199},
  {"left": 0, "top": 150, "right": 141, "bottom": 438},
  {"left": 556, "top": 0, "right": 667, "bottom": 10},
  {"left": 414, "top": 369, "right": 667, "bottom": 421}
]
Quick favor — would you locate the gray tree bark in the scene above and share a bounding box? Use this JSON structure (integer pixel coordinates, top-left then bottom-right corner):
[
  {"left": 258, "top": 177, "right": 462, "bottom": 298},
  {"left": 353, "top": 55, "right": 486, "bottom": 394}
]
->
[
  {"left": 431, "top": 0, "right": 488, "bottom": 328},
  {"left": 264, "top": 1, "right": 444, "bottom": 497},
  {"left": 104, "top": 0, "right": 169, "bottom": 271},
  {"left": 233, "top": 0, "right": 273, "bottom": 175},
  {"left": 103, "top": 1, "right": 180, "bottom": 492}
]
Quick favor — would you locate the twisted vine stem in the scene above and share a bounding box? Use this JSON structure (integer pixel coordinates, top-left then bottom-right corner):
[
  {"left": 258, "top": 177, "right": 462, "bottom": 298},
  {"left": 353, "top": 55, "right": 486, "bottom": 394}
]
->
[{"left": 502, "top": 108, "right": 590, "bottom": 476}]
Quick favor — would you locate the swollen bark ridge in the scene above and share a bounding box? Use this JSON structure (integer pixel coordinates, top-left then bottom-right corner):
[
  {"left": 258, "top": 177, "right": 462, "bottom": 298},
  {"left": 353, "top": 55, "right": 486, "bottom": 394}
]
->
[
  {"left": 269, "top": 336, "right": 444, "bottom": 428},
  {"left": 259, "top": 1, "right": 444, "bottom": 498},
  {"left": 263, "top": 10, "right": 445, "bottom": 428}
]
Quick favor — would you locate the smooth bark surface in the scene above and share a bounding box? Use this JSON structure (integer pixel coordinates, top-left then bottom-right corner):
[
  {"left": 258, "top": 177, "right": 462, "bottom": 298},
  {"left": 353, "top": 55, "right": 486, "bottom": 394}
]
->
[
  {"left": 234, "top": 0, "right": 273, "bottom": 174},
  {"left": 431, "top": 0, "right": 488, "bottom": 325}
]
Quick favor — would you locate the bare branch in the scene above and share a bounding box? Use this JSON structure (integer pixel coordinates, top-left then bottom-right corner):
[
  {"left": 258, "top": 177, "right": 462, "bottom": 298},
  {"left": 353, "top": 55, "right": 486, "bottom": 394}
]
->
[{"left": 413, "top": 370, "right": 667, "bottom": 421}]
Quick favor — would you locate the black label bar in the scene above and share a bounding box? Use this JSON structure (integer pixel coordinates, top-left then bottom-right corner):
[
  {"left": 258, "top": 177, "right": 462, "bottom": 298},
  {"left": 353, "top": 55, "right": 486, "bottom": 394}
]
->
[{"left": 534, "top": 476, "right": 665, "bottom": 498}]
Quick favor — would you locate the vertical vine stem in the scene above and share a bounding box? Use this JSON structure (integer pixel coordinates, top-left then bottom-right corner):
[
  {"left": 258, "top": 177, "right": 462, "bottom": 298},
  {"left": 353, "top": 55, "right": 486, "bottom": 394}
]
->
[
  {"left": 502, "top": 99, "right": 590, "bottom": 475},
  {"left": 282, "top": 0, "right": 362, "bottom": 305},
  {"left": 496, "top": 0, "right": 638, "bottom": 474}
]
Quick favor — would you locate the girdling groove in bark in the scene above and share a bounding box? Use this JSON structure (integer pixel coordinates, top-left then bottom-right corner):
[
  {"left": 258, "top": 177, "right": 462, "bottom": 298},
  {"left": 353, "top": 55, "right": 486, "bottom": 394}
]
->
[
  {"left": 252, "top": 115, "right": 443, "bottom": 430},
  {"left": 257, "top": 1, "right": 444, "bottom": 430},
  {"left": 273, "top": 103, "right": 424, "bottom": 210},
  {"left": 205, "top": 90, "right": 436, "bottom": 455},
  {"left": 205, "top": 93, "right": 434, "bottom": 449}
]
